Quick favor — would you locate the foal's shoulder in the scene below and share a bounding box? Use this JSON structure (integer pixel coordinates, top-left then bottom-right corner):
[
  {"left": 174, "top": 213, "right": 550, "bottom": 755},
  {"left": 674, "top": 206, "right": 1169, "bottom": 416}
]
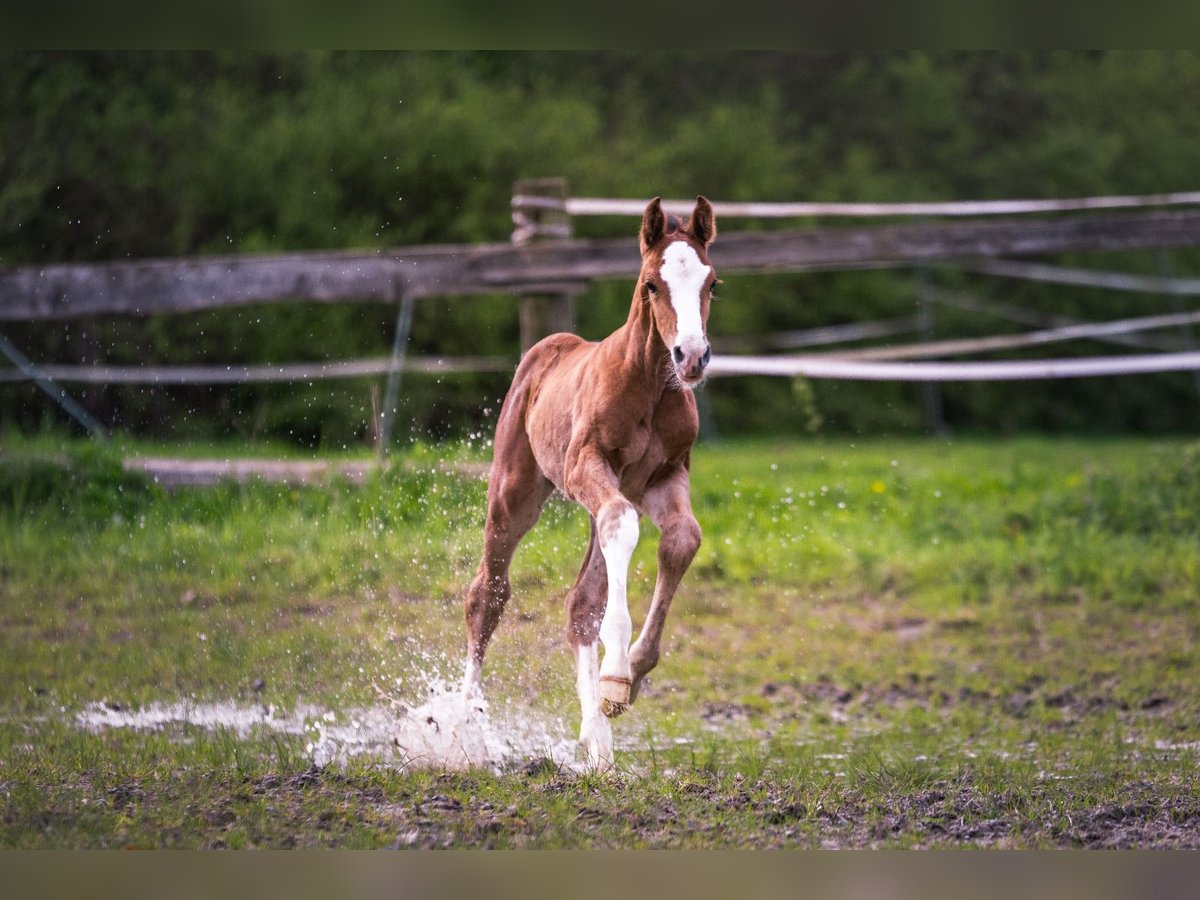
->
[
  {"left": 536, "top": 332, "right": 590, "bottom": 355},
  {"left": 517, "top": 332, "right": 592, "bottom": 375}
]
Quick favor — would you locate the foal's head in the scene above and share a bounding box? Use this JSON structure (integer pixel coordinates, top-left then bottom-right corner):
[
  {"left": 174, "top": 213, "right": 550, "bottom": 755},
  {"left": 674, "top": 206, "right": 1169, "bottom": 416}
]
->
[{"left": 638, "top": 196, "right": 719, "bottom": 389}]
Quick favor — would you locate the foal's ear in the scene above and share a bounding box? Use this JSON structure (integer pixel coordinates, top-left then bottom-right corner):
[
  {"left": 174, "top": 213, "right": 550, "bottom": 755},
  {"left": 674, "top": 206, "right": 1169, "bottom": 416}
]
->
[
  {"left": 640, "top": 197, "right": 667, "bottom": 254},
  {"left": 688, "top": 195, "right": 717, "bottom": 246}
]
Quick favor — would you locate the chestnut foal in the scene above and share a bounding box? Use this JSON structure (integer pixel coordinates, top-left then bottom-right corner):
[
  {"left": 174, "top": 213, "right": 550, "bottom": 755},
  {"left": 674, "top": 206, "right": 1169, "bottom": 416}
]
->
[{"left": 463, "top": 196, "right": 718, "bottom": 768}]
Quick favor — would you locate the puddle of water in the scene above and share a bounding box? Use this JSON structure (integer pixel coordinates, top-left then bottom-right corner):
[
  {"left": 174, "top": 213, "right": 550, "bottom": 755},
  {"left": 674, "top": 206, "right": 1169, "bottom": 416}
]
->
[
  {"left": 78, "top": 700, "right": 316, "bottom": 738},
  {"left": 1153, "top": 740, "right": 1200, "bottom": 753},
  {"left": 77, "top": 686, "right": 578, "bottom": 772}
]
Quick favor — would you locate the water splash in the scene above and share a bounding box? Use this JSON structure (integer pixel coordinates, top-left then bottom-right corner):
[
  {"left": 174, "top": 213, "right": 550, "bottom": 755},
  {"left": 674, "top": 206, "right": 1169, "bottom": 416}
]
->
[{"left": 375, "top": 674, "right": 577, "bottom": 771}]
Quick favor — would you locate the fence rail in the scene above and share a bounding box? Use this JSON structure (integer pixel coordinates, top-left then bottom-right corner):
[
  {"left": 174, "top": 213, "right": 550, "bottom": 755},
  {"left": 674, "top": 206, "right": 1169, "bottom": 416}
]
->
[
  {"left": 9, "top": 348, "right": 1199, "bottom": 386},
  {"left": 552, "top": 190, "right": 1200, "bottom": 220},
  {"left": 0, "top": 355, "right": 512, "bottom": 385},
  {"left": 709, "top": 351, "right": 1200, "bottom": 382},
  {"left": 6, "top": 209, "right": 1200, "bottom": 321}
]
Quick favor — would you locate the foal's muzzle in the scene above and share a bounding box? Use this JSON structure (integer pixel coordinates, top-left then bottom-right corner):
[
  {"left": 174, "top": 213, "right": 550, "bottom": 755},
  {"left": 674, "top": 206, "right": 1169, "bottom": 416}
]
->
[{"left": 672, "top": 339, "right": 711, "bottom": 384}]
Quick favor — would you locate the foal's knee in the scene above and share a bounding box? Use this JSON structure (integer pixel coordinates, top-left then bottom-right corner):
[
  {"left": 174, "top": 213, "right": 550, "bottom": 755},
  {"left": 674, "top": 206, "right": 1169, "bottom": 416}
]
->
[
  {"left": 597, "top": 500, "right": 639, "bottom": 553},
  {"left": 660, "top": 515, "right": 702, "bottom": 570},
  {"left": 465, "top": 571, "right": 509, "bottom": 630}
]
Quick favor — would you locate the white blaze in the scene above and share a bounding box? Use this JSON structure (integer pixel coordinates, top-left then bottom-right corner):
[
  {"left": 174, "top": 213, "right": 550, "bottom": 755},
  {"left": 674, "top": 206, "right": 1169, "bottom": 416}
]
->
[{"left": 658, "top": 241, "right": 710, "bottom": 349}]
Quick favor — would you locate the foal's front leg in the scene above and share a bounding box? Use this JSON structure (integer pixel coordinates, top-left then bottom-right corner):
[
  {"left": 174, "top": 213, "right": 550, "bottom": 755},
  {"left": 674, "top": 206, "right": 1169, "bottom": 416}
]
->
[
  {"left": 595, "top": 499, "right": 639, "bottom": 716},
  {"left": 565, "top": 450, "right": 639, "bottom": 722}
]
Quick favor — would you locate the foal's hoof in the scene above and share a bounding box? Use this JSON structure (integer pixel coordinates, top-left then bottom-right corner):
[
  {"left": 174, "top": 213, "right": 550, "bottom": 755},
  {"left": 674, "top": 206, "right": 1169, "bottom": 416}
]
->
[
  {"left": 599, "top": 698, "right": 628, "bottom": 718},
  {"left": 599, "top": 675, "right": 631, "bottom": 718}
]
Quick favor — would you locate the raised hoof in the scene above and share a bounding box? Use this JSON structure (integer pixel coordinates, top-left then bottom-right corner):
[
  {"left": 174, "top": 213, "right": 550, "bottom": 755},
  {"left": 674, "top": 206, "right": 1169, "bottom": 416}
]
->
[{"left": 599, "top": 675, "right": 631, "bottom": 719}]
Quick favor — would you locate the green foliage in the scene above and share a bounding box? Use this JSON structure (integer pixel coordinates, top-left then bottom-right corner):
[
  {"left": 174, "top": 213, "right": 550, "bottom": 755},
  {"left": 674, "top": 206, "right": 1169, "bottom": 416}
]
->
[
  {"left": 4, "top": 52, "right": 1200, "bottom": 440},
  {"left": 1062, "top": 441, "right": 1200, "bottom": 535},
  {"left": 0, "top": 440, "right": 159, "bottom": 524}
]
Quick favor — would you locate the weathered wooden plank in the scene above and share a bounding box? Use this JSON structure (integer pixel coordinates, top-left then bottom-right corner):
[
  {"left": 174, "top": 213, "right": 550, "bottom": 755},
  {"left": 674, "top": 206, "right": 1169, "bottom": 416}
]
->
[
  {"left": 120, "top": 456, "right": 489, "bottom": 488},
  {"left": 709, "top": 209, "right": 1200, "bottom": 273},
  {"left": 0, "top": 355, "right": 514, "bottom": 384},
  {"left": 4, "top": 209, "right": 1200, "bottom": 320},
  {"left": 562, "top": 190, "right": 1200, "bottom": 219},
  {"left": 0, "top": 247, "right": 476, "bottom": 320}
]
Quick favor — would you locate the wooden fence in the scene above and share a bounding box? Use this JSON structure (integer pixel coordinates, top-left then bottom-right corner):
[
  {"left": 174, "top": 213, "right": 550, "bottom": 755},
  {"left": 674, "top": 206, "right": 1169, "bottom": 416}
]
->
[
  {"left": 5, "top": 208, "right": 1200, "bottom": 322},
  {"left": 4, "top": 184, "right": 1200, "bottom": 435}
]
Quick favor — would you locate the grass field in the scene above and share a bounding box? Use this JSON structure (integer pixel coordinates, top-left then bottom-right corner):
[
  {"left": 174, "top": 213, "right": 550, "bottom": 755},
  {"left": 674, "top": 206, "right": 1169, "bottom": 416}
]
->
[{"left": 1, "top": 432, "right": 1199, "bottom": 848}]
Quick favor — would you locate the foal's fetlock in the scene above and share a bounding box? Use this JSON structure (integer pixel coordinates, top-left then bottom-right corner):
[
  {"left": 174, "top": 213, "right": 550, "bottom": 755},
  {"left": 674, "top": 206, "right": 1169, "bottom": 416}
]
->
[
  {"left": 628, "top": 673, "right": 647, "bottom": 705},
  {"left": 598, "top": 675, "right": 632, "bottom": 718},
  {"left": 629, "top": 643, "right": 658, "bottom": 676},
  {"left": 628, "top": 645, "right": 658, "bottom": 698}
]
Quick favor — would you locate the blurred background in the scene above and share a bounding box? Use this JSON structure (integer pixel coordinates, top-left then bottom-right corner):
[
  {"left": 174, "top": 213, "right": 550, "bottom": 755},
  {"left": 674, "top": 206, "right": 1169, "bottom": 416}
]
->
[{"left": 3, "top": 50, "right": 1200, "bottom": 446}]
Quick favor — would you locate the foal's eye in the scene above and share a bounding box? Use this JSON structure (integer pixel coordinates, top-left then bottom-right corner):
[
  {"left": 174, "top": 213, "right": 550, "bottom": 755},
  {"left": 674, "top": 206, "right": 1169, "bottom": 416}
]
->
[
  {"left": 709, "top": 279, "right": 720, "bottom": 294},
  {"left": 645, "top": 281, "right": 657, "bottom": 294}
]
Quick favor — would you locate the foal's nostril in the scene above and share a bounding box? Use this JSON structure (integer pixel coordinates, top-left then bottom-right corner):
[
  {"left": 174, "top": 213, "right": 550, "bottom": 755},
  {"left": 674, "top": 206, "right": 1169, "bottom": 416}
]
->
[
  {"left": 701, "top": 345, "right": 712, "bottom": 368},
  {"left": 672, "top": 346, "right": 684, "bottom": 365}
]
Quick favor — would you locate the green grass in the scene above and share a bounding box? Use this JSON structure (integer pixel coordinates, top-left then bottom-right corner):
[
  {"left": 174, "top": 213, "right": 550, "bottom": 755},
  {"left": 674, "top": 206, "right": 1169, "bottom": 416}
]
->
[{"left": 1, "top": 433, "right": 1199, "bottom": 847}]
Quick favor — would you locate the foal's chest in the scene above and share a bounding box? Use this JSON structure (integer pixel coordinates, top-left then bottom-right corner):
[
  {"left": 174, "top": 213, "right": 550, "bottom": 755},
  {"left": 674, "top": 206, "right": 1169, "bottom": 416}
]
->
[
  {"left": 613, "top": 416, "right": 687, "bottom": 501},
  {"left": 614, "top": 425, "right": 654, "bottom": 470}
]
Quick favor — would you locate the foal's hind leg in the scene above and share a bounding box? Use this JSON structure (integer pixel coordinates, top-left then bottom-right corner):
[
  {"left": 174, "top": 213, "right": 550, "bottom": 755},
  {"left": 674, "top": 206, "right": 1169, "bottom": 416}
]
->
[
  {"left": 462, "top": 444, "right": 552, "bottom": 696},
  {"left": 565, "top": 521, "right": 614, "bottom": 768}
]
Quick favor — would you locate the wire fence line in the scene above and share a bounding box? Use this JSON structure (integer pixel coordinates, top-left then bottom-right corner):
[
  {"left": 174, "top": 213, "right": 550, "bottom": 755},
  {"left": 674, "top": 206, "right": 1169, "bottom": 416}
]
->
[
  {"left": 920, "top": 286, "right": 1185, "bottom": 352},
  {"left": 818, "top": 310, "right": 1200, "bottom": 362},
  {"left": 6, "top": 269, "right": 1200, "bottom": 386},
  {"left": 958, "top": 258, "right": 1200, "bottom": 295},
  {"left": 9, "top": 353, "right": 1200, "bottom": 386},
  {"left": 8, "top": 336, "right": 1200, "bottom": 387}
]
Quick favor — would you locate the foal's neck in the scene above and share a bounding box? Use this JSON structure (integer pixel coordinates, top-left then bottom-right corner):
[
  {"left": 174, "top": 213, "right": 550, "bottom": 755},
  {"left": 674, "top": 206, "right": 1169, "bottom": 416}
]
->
[{"left": 603, "top": 289, "right": 671, "bottom": 395}]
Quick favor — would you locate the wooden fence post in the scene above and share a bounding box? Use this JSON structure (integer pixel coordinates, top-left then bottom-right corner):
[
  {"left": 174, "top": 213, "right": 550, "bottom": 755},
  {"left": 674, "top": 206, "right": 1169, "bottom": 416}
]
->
[
  {"left": 512, "top": 178, "right": 579, "bottom": 353},
  {"left": 914, "top": 268, "right": 950, "bottom": 437},
  {"left": 1155, "top": 250, "right": 1200, "bottom": 408}
]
